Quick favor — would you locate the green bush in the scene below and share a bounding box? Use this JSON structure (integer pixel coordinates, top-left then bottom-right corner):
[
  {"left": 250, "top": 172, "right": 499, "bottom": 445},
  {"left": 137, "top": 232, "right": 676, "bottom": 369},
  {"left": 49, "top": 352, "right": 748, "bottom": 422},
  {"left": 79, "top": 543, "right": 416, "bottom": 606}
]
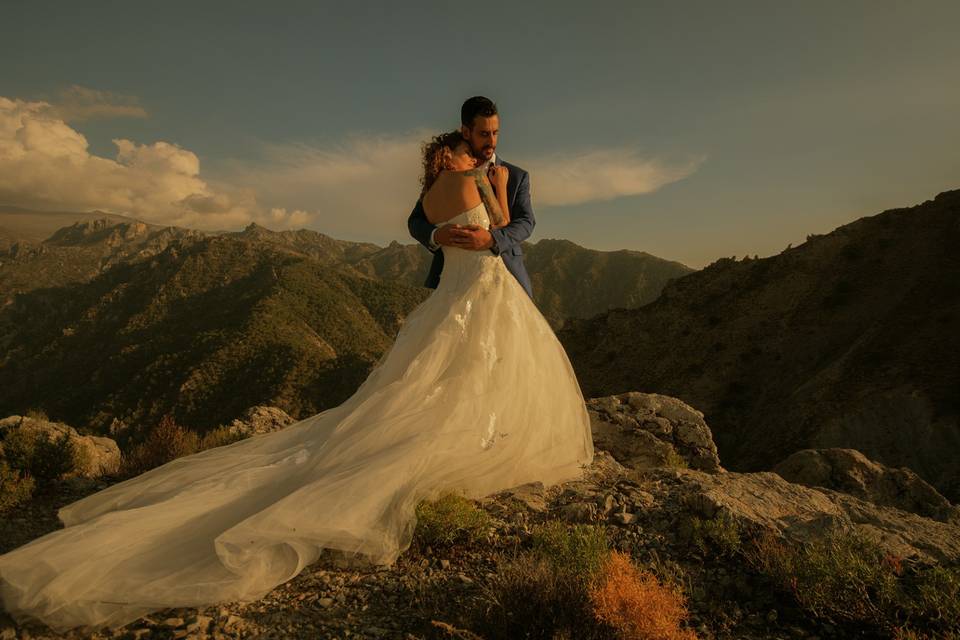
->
[
  {"left": 899, "top": 563, "right": 960, "bottom": 635},
  {"left": 685, "top": 512, "right": 741, "bottom": 558},
  {"left": 30, "top": 430, "right": 79, "bottom": 482},
  {"left": 743, "top": 526, "right": 960, "bottom": 637},
  {"left": 413, "top": 490, "right": 494, "bottom": 549},
  {"left": 1, "top": 427, "right": 79, "bottom": 484},
  {"left": 530, "top": 519, "right": 609, "bottom": 581}
]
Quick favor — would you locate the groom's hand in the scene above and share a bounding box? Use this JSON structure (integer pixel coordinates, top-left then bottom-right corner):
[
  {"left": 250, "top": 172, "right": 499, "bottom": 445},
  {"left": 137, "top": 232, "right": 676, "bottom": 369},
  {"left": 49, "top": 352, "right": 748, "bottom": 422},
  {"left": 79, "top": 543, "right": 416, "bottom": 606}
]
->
[
  {"left": 455, "top": 224, "right": 494, "bottom": 250},
  {"left": 435, "top": 223, "right": 467, "bottom": 246}
]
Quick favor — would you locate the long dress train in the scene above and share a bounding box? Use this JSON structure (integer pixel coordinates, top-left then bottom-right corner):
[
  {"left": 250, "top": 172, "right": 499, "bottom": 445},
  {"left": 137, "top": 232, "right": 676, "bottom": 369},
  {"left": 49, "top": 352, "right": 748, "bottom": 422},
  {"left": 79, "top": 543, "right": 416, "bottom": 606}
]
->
[{"left": 0, "top": 201, "right": 595, "bottom": 632}]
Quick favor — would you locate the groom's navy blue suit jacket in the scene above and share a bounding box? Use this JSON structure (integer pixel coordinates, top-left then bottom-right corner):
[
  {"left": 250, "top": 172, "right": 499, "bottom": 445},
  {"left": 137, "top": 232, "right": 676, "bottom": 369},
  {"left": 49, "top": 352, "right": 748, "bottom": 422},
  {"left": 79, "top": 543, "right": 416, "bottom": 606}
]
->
[{"left": 407, "top": 156, "right": 535, "bottom": 299}]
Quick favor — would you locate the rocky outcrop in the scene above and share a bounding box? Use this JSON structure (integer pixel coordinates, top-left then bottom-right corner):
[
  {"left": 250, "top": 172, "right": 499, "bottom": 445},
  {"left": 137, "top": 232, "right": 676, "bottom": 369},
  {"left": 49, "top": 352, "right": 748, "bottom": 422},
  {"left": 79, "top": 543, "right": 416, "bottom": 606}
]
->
[
  {"left": 0, "top": 415, "right": 120, "bottom": 477},
  {"left": 4, "top": 394, "right": 960, "bottom": 639},
  {"left": 497, "top": 447, "right": 960, "bottom": 567},
  {"left": 772, "top": 447, "right": 960, "bottom": 525},
  {"left": 677, "top": 467, "right": 960, "bottom": 565},
  {"left": 587, "top": 391, "right": 722, "bottom": 473},
  {"left": 220, "top": 405, "right": 297, "bottom": 437},
  {"left": 578, "top": 393, "right": 960, "bottom": 565}
]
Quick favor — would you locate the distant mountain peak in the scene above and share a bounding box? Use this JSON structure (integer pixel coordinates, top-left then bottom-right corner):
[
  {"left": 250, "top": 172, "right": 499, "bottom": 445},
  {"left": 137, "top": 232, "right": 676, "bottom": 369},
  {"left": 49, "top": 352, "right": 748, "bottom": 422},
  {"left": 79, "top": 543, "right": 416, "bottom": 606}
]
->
[{"left": 44, "top": 218, "right": 150, "bottom": 246}]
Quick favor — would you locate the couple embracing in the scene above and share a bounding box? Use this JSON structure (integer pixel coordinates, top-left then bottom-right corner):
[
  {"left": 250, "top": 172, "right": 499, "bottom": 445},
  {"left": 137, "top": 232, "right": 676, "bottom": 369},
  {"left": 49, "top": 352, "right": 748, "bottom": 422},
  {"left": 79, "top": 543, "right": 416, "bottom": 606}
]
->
[
  {"left": 408, "top": 95, "right": 534, "bottom": 299},
  {"left": 0, "top": 96, "right": 593, "bottom": 633}
]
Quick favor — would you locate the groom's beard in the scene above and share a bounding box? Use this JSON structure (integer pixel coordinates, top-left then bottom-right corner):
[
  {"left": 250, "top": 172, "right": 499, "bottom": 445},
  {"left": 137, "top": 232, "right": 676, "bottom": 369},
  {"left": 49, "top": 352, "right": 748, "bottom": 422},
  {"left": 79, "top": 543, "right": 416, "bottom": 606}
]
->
[{"left": 475, "top": 148, "right": 494, "bottom": 163}]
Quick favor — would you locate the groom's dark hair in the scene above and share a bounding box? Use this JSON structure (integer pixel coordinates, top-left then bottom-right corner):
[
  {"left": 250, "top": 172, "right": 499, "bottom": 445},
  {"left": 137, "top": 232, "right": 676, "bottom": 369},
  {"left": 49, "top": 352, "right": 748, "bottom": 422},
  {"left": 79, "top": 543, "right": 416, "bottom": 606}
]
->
[{"left": 461, "top": 96, "right": 498, "bottom": 127}]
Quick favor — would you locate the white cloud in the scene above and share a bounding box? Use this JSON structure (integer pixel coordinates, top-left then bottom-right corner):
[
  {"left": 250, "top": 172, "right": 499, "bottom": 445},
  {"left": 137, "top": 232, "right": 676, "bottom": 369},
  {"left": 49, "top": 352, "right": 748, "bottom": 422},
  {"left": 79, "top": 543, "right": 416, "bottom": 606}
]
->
[
  {"left": 47, "top": 84, "right": 150, "bottom": 122},
  {"left": 0, "top": 90, "right": 704, "bottom": 241},
  {"left": 222, "top": 130, "right": 429, "bottom": 241},
  {"left": 0, "top": 95, "right": 307, "bottom": 231},
  {"left": 518, "top": 148, "right": 706, "bottom": 207},
  {"left": 224, "top": 133, "right": 704, "bottom": 241}
]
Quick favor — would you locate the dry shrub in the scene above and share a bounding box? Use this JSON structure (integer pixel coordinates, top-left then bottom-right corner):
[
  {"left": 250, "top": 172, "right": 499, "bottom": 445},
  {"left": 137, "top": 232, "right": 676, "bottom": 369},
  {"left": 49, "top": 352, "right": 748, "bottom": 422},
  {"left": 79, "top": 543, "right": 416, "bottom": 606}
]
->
[
  {"left": 119, "top": 414, "right": 199, "bottom": 477},
  {"left": 199, "top": 425, "right": 248, "bottom": 450},
  {"left": 472, "top": 550, "right": 591, "bottom": 640},
  {"left": 0, "top": 460, "right": 35, "bottom": 511},
  {"left": 588, "top": 550, "right": 698, "bottom": 640}
]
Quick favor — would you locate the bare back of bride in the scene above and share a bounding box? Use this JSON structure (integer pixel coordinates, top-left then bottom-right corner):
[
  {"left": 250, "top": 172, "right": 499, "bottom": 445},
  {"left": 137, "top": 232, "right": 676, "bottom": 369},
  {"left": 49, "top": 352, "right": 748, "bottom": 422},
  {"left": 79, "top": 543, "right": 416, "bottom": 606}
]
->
[{"left": 0, "top": 129, "right": 595, "bottom": 633}]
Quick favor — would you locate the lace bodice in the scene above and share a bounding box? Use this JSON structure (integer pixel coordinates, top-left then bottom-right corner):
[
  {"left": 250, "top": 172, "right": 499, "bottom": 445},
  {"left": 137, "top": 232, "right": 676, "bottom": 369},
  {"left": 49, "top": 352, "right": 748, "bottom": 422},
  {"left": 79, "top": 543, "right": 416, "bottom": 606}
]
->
[
  {"left": 435, "top": 201, "right": 501, "bottom": 295},
  {"left": 440, "top": 201, "right": 490, "bottom": 231}
]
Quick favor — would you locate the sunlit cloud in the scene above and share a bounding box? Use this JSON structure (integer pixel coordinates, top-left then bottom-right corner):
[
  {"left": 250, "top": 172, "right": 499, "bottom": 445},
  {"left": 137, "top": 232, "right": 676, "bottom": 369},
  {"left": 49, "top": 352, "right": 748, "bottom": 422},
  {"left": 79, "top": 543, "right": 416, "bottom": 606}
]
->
[
  {"left": 224, "top": 133, "right": 704, "bottom": 241},
  {"left": 222, "top": 130, "right": 430, "bottom": 241},
  {"left": 0, "top": 95, "right": 307, "bottom": 231},
  {"left": 0, "top": 90, "right": 704, "bottom": 241},
  {"left": 46, "top": 84, "right": 149, "bottom": 122},
  {"left": 519, "top": 148, "right": 706, "bottom": 207}
]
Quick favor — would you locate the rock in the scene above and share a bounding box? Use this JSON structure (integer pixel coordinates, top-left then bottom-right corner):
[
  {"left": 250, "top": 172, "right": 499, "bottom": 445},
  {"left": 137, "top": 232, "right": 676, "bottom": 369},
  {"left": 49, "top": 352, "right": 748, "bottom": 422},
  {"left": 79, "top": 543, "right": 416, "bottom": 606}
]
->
[
  {"left": 586, "top": 392, "right": 723, "bottom": 473},
  {"left": 581, "top": 449, "right": 628, "bottom": 484},
  {"left": 499, "top": 480, "right": 547, "bottom": 512},
  {"left": 559, "top": 501, "right": 598, "bottom": 523},
  {"left": 600, "top": 493, "right": 616, "bottom": 514},
  {"left": 772, "top": 448, "right": 960, "bottom": 524},
  {"left": 0, "top": 415, "right": 121, "bottom": 477},
  {"left": 678, "top": 468, "right": 960, "bottom": 564},
  {"left": 222, "top": 405, "right": 296, "bottom": 437}
]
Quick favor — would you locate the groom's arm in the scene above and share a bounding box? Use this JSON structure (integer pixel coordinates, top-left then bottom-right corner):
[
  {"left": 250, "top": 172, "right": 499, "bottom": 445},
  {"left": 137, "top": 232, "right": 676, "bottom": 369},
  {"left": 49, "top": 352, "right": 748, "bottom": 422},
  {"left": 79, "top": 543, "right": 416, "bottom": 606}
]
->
[
  {"left": 407, "top": 199, "right": 441, "bottom": 253},
  {"left": 488, "top": 170, "right": 534, "bottom": 256}
]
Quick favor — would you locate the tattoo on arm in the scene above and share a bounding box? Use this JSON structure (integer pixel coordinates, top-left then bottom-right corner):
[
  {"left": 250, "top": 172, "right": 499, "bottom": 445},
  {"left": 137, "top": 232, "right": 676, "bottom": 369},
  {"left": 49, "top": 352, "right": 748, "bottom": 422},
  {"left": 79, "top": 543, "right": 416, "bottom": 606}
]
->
[{"left": 474, "top": 174, "right": 505, "bottom": 226}]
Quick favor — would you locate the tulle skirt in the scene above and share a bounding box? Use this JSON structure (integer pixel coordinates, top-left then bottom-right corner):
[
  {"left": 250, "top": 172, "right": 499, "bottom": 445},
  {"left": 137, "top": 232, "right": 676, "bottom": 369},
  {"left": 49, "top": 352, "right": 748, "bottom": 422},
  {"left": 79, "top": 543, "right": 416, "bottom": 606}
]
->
[{"left": 0, "top": 252, "right": 594, "bottom": 632}]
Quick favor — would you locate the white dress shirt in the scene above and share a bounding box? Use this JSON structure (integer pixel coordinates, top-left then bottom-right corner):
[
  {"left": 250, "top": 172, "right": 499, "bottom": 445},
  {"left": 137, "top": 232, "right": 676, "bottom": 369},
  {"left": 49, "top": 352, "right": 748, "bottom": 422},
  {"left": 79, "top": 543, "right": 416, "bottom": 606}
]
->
[{"left": 428, "top": 151, "right": 498, "bottom": 251}]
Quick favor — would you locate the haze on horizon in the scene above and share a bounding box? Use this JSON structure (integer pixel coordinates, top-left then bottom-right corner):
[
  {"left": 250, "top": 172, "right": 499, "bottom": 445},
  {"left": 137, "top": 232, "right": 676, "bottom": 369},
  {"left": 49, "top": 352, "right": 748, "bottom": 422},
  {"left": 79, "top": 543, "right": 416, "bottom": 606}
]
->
[{"left": 1, "top": 1, "right": 958, "bottom": 269}]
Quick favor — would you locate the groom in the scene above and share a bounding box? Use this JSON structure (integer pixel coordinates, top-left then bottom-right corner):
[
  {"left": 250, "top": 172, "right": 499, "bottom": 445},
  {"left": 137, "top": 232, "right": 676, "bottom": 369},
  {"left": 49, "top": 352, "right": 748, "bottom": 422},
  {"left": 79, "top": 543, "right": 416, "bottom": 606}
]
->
[{"left": 406, "top": 96, "right": 535, "bottom": 300}]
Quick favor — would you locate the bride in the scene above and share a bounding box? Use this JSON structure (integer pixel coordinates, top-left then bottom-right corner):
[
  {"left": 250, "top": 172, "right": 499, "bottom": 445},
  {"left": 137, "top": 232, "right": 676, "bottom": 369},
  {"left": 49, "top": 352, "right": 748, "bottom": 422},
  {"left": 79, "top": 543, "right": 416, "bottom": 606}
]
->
[{"left": 0, "top": 130, "right": 596, "bottom": 632}]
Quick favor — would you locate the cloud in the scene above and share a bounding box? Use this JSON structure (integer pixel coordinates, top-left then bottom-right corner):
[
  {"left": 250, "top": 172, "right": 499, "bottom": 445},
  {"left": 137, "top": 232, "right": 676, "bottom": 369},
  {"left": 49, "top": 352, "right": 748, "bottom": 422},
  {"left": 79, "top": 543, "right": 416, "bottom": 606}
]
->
[
  {"left": 519, "top": 148, "right": 706, "bottom": 207},
  {"left": 221, "top": 130, "right": 429, "bottom": 241},
  {"left": 47, "top": 84, "right": 149, "bottom": 122},
  {"left": 0, "top": 90, "right": 704, "bottom": 241},
  {"left": 223, "top": 133, "right": 704, "bottom": 242},
  {"left": 0, "top": 95, "right": 307, "bottom": 231}
]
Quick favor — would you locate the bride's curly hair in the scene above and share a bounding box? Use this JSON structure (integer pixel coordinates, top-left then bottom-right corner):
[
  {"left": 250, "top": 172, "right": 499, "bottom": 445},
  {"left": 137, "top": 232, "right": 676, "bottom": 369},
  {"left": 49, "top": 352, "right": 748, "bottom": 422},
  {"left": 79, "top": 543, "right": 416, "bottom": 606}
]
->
[{"left": 419, "top": 130, "right": 467, "bottom": 199}]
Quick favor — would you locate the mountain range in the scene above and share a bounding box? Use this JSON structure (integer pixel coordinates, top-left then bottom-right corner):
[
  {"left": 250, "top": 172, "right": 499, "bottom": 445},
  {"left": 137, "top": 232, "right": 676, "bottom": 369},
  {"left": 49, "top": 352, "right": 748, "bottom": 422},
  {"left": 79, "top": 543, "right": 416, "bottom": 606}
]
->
[
  {"left": 557, "top": 188, "right": 960, "bottom": 501},
  {"left": 0, "top": 205, "right": 689, "bottom": 434}
]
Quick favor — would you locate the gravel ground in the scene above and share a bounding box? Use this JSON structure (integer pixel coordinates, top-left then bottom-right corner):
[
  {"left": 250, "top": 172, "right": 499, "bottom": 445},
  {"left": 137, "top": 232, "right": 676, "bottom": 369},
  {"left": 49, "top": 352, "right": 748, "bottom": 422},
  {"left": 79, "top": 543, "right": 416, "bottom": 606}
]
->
[{"left": 0, "top": 462, "right": 866, "bottom": 640}]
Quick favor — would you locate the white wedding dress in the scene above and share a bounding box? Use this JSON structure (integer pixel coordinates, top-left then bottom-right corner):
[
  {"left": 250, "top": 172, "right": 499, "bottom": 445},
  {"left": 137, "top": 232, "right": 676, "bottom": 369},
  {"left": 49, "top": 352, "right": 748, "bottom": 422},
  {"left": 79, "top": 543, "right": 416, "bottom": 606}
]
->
[{"left": 0, "top": 201, "right": 595, "bottom": 632}]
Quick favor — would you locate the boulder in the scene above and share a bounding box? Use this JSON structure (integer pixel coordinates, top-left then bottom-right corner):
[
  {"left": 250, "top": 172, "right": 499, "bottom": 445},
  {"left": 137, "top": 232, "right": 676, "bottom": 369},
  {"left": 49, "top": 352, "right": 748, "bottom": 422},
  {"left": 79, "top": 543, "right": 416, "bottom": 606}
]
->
[
  {"left": 0, "top": 415, "right": 120, "bottom": 477},
  {"left": 222, "top": 405, "right": 297, "bottom": 437},
  {"left": 772, "top": 447, "right": 960, "bottom": 524},
  {"left": 587, "top": 392, "right": 722, "bottom": 472},
  {"left": 678, "top": 467, "right": 960, "bottom": 565}
]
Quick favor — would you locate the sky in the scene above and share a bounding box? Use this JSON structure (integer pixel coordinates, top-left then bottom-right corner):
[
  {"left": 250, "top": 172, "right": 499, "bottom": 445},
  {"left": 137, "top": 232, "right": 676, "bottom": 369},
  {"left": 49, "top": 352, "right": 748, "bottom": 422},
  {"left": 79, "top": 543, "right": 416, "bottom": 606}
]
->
[{"left": 2, "top": 1, "right": 958, "bottom": 269}]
